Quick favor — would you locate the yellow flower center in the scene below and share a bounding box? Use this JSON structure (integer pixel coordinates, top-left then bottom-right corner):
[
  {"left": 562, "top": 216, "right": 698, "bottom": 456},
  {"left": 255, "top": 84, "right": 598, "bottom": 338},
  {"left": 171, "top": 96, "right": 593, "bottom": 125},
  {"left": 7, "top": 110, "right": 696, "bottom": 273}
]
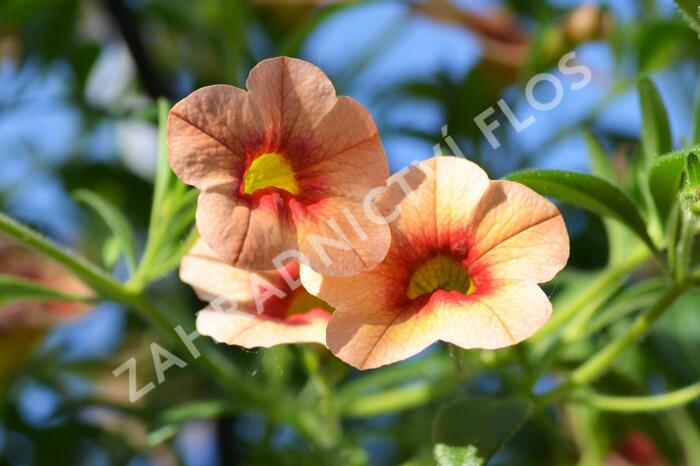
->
[
  {"left": 406, "top": 255, "right": 473, "bottom": 300},
  {"left": 242, "top": 153, "right": 299, "bottom": 195}
]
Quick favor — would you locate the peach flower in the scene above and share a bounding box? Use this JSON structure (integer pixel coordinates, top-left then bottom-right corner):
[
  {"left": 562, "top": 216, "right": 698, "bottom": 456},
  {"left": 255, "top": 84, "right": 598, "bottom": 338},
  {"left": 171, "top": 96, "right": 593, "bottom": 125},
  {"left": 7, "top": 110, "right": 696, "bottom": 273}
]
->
[
  {"left": 0, "top": 236, "right": 93, "bottom": 383},
  {"left": 181, "top": 239, "right": 332, "bottom": 348},
  {"left": 0, "top": 236, "right": 93, "bottom": 332},
  {"left": 302, "top": 156, "right": 569, "bottom": 370},
  {"left": 168, "top": 56, "right": 390, "bottom": 277}
]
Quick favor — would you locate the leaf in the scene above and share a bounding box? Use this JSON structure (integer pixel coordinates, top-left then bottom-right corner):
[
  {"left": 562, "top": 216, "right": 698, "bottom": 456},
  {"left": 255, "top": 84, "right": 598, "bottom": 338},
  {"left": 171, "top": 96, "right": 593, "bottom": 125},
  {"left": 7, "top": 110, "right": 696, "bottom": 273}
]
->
[
  {"left": 638, "top": 76, "right": 672, "bottom": 162},
  {"left": 506, "top": 169, "right": 657, "bottom": 254},
  {"left": 147, "top": 400, "right": 243, "bottom": 447},
  {"left": 434, "top": 445, "right": 483, "bottom": 466},
  {"left": 582, "top": 129, "right": 616, "bottom": 183},
  {"left": 648, "top": 146, "right": 700, "bottom": 227},
  {"left": 151, "top": 98, "right": 176, "bottom": 227},
  {"left": 433, "top": 396, "right": 533, "bottom": 466},
  {"left": 0, "top": 274, "right": 93, "bottom": 306},
  {"left": 74, "top": 189, "right": 137, "bottom": 273},
  {"left": 675, "top": 0, "right": 700, "bottom": 35},
  {"left": 582, "top": 130, "right": 630, "bottom": 263}
]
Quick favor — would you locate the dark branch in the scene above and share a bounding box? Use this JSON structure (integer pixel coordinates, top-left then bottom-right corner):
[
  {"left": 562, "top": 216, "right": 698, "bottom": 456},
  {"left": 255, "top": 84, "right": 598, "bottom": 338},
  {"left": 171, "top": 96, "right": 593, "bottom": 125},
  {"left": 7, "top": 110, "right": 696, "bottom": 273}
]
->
[{"left": 104, "top": 0, "right": 173, "bottom": 100}]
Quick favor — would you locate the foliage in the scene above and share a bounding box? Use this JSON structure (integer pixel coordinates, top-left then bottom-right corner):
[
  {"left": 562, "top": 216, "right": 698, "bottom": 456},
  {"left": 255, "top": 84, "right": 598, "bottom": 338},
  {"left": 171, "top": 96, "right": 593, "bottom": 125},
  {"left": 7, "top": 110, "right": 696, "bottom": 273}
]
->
[{"left": 1, "top": 1, "right": 700, "bottom": 466}]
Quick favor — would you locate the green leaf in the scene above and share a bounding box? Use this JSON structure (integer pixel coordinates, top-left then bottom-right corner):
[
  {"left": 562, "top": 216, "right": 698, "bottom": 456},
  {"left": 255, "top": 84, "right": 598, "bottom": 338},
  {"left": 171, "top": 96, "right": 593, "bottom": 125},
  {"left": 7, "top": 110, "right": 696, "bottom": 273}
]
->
[
  {"left": 674, "top": 0, "right": 700, "bottom": 35},
  {"left": 0, "top": 275, "right": 93, "bottom": 306},
  {"left": 638, "top": 76, "right": 672, "bottom": 162},
  {"left": 433, "top": 396, "right": 533, "bottom": 466},
  {"left": 74, "top": 189, "right": 137, "bottom": 273},
  {"left": 506, "top": 169, "right": 657, "bottom": 255},
  {"left": 582, "top": 130, "right": 630, "bottom": 263},
  {"left": 582, "top": 129, "right": 616, "bottom": 183},
  {"left": 434, "top": 445, "right": 483, "bottom": 466},
  {"left": 147, "top": 400, "right": 243, "bottom": 447},
  {"left": 151, "top": 98, "right": 176, "bottom": 227},
  {"left": 648, "top": 146, "right": 700, "bottom": 227}
]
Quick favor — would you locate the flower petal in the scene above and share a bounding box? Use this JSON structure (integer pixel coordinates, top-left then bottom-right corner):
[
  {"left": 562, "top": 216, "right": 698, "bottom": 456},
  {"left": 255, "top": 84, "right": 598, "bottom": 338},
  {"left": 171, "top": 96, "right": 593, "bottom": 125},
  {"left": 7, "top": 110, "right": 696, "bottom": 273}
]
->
[
  {"left": 180, "top": 239, "right": 291, "bottom": 304},
  {"left": 245, "top": 56, "right": 337, "bottom": 150},
  {"left": 438, "top": 280, "right": 553, "bottom": 349},
  {"left": 295, "top": 196, "right": 391, "bottom": 276},
  {"left": 168, "top": 85, "right": 256, "bottom": 190},
  {"left": 295, "top": 96, "right": 388, "bottom": 192},
  {"left": 195, "top": 188, "right": 297, "bottom": 269},
  {"left": 467, "top": 180, "right": 570, "bottom": 283},
  {"left": 323, "top": 299, "right": 441, "bottom": 370},
  {"left": 196, "top": 305, "right": 329, "bottom": 348}
]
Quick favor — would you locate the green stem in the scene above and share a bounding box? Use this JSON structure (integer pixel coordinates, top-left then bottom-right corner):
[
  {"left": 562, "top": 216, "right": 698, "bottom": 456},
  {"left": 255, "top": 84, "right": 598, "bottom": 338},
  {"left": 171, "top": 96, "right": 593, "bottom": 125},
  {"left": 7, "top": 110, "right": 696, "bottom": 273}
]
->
[
  {"left": 676, "top": 211, "right": 696, "bottom": 282},
  {"left": 342, "top": 383, "right": 442, "bottom": 418},
  {"left": 578, "top": 380, "right": 700, "bottom": 412},
  {"left": 0, "top": 213, "right": 259, "bottom": 398},
  {"left": 535, "top": 283, "right": 688, "bottom": 410},
  {"left": 128, "top": 98, "right": 175, "bottom": 292},
  {"left": 530, "top": 246, "right": 648, "bottom": 345},
  {"left": 299, "top": 347, "right": 339, "bottom": 447},
  {"left": 569, "top": 284, "right": 686, "bottom": 386},
  {"left": 0, "top": 212, "right": 132, "bottom": 300},
  {"left": 0, "top": 212, "right": 332, "bottom": 446}
]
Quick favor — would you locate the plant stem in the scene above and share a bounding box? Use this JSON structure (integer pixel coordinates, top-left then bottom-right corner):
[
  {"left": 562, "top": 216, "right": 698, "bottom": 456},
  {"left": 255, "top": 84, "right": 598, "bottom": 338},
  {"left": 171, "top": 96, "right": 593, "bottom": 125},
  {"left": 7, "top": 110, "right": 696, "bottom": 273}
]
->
[
  {"left": 676, "top": 211, "right": 696, "bottom": 282},
  {"left": 569, "top": 284, "right": 686, "bottom": 386},
  {"left": 0, "top": 212, "right": 131, "bottom": 300},
  {"left": 577, "top": 380, "right": 700, "bottom": 412},
  {"left": 342, "top": 383, "right": 441, "bottom": 418},
  {"left": 530, "top": 246, "right": 648, "bottom": 345},
  {"left": 0, "top": 212, "right": 261, "bottom": 396},
  {"left": 535, "top": 283, "right": 688, "bottom": 410}
]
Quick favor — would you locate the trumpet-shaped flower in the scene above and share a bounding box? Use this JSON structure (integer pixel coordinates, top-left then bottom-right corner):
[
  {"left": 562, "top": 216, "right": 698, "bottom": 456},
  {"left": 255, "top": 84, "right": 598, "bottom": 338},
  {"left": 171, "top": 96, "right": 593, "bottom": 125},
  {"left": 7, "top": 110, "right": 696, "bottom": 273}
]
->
[
  {"left": 301, "top": 156, "right": 569, "bottom": 370},
  {"left": 0, "top": 237, "right": 93, "bottom": 332},
  {"left": 181, "top": 239, "right": 332, "bottom": 348},
  {"left": 168, "top": 56, "right": 390, "bottom": 276},
  {"left": 0, "top": 237, "right": 93, "bottom": 383}
]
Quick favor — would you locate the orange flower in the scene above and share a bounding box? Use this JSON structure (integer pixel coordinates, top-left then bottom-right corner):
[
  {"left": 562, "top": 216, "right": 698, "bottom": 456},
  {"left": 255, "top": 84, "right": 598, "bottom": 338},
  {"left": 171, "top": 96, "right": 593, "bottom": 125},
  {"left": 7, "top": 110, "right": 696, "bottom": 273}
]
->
[
  {"left": 0, "top": 236, "right": 93, "bottom": 383},
  {"left": 181, "top": 239, "right": 332, "bottom": 348},
  {"left": 0, "top": 237, "right": 93, "bottom": 332},
  {"left": 302, "top": 156, "right": 569, "bottom": 370},
  {"left": 168, "top": 57, "right": 391, "bottom": 277}
]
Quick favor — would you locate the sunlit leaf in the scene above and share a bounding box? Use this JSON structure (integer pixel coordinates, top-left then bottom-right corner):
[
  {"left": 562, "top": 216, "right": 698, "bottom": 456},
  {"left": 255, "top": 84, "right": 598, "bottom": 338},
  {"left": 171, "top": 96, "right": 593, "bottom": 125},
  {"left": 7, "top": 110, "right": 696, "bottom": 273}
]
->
[
  {"left": 675, "top": 0, "right": 700, "bottom": 35},
  {"left": 433, "top": 396, "right": 533, "bottom": 466},
  {"left": 74, "top": 189, "right": 137, "bottom": 273},
  {"left": 506, "top": 169, "right": 657, "bottom": 254},
  {"left": 583, "top": 130, "right": 630, "bottom": 263},
  {"left": 638, "top": 76, "right": 672, "bottom": 162}
]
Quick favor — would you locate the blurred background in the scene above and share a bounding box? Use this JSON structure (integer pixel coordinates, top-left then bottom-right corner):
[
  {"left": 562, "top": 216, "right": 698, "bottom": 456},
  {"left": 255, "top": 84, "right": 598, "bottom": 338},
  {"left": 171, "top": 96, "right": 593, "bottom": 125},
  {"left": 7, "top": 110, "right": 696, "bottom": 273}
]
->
[{"left": 1, "top": 0, "right": 700, "bottom": 465}]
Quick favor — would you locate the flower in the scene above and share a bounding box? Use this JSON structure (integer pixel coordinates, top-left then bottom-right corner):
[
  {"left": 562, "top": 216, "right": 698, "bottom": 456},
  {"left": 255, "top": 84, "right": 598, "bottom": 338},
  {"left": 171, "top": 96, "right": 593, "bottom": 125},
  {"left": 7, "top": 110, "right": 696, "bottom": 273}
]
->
[
  {"left": 0, "top": 236, "right": 93, "bottom": 383},
  {"left": 168, "top": 56, "right": 391, "bottom": 277},
  {"left": 181, "top": 239, "right": 332, "bottom": 348},
  {"left": 301, "top": 156, "right": 569, "bottom": 370},
  {"left": 0, "top": 237, "right": 93, "bottom": 332}
]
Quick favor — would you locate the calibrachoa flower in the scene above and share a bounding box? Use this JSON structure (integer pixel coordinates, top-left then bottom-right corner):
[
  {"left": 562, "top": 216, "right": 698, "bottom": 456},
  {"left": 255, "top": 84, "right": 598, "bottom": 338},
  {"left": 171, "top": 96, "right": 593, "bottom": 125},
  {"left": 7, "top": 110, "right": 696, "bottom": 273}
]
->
[
  {"left": 301, "top": 156, "right": 569, "bottom": 370},
  {"left": 0, "top": 236, "right": 93, "bottom": 383},
  {"left": 0, "top": 236, "right": 93, "bottom": 331},
  {"left": 168, "top": 56, "right": 391, "bottom": 277},
  {"left": 181, "top": 239, "right": 332, "bottom": 348}
]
